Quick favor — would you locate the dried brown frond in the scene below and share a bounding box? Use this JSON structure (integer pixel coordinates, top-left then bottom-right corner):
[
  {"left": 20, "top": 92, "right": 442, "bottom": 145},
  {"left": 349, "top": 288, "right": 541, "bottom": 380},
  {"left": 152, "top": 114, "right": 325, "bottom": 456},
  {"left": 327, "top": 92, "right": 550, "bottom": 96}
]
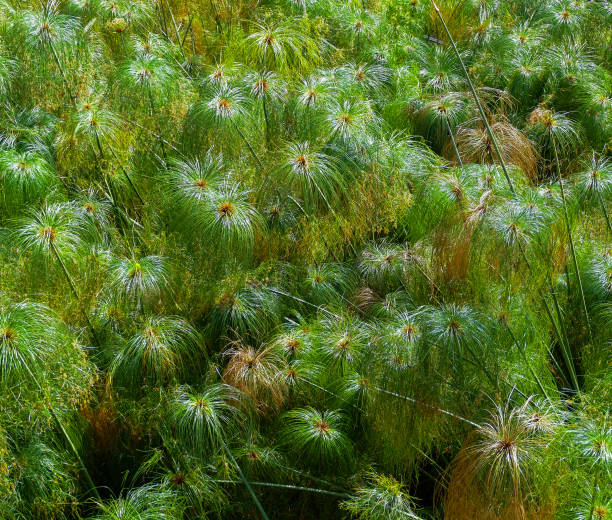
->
[
  {"left": 441, "top": 401, "right": 556, "bottom": 520},
  {"left": 476, "top": 88, "right": 517, "bottom": 118},
  {"left": 433, "top": 219, "right": 473, "bottom": 286},
  {"left": 466, "top": 189, "right": 494, "bottom": 227},
  {"left": 350, "top": 287, "right": 381, "bottom": 313},
  {"left": 223, "top": 340, "right": 287, "bottom": 414},
  {"left": 454, "top": 118, "right": 539, "bottom": 182}
]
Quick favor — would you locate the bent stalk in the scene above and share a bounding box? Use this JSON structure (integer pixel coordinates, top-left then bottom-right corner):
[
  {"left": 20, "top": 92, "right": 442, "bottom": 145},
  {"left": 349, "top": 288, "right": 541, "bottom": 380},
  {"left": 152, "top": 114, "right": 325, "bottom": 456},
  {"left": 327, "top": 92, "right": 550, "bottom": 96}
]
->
[{"left": 431, "top": 1, "right": 515, "bottom": 195}]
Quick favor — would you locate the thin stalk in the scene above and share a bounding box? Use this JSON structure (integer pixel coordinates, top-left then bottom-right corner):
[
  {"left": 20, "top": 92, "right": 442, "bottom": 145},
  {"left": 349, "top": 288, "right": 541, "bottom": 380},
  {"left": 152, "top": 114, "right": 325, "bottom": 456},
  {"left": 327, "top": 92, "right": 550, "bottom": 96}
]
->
[
  {"left": 596, "top": 190, "right": 612, "bottom": 234},
  {"left": 453, "top": 333, "right": 497, "bottom": 389},
  {"left": 264, "top": 287, "right": 339, "bottom": 319},
  {"left": 553, "top": 140, "right": 592, "bottom": 344},
  {"left": 277, "top": 464, "right": 351, "bottom": 493},
  {"left": 51, "top": 243, "right": 79, "bottom": 301},
  {"left": 222, "top": 443, "right": 270, "bottom": 520},
  {"left": 122, "top": 117, "right": 181, "bottom": 153},
  {"left": 158, "top": 0, "right": 169, "bottom": 36},
  {"left": 94, "top": 131, "right": 104, "bottom": 159},
  {"left": 444, "top": 115, "right": 463, "bottom": 166},
  {"left": 587, "top": 477, "right": 598, "bottom": 520},
  {"left": 51, "top": 243, "right": 100, "bottom": 346},
  {"left": 156, "top": 426, "right": 208, "bottom": 519},
  {"left": 231, "top": 119, "right": 263, "bottom": 169},
  {"left": 214, "top": 479, "right": 350, "bottom": 499},
  {"left": 300, "top": 377, "right": 362, "bottom": 411},
  {"left": 516, "top": 240, "right": 579, "bottom": 390},
  {"left": 189, "top": 13, "right": 197, "bottom": 56},
  {"left": 181, "top": 11, "right": 194, "bottom": 50},
  {"left": 108, "top": 146, "right": 145, "bottom": 205},
  {"left": 164, "top": 0, "right": 186, "bottom": 61},
  {"left": 262, "top": 96, "right": 270, "bottom": 146},
  {"left": 431, "top": 1, "right": 516, "bottom": 195},
  {"left": 373, "top": 386, "right": 479, "bottom": 428},
  {"left": 147, "top": 85, "right": 155, "bottom": 118},
  {"left": 548, "top": 278, "right": 580, "bottom": 390},
  {"left": 287, "top": 195, "right": 341, "bottom": 262},
  {"left": 48, "top": 41, "right": 76, "bottom": 107},
  {"left": 22, "top": 363, "right": 100, "bottom": 501},
  {"left": 505, "top": 324, "right": 550, "bottom": 400},
  {"left": 210, "top": 0, "right": 222, "bottom": 34}
]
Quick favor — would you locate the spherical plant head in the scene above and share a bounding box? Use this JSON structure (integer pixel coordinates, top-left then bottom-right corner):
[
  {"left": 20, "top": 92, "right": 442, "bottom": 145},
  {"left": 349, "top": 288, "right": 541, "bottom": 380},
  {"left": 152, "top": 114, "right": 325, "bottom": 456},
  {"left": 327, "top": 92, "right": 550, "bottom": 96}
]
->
[{"left": 279, "top": 407, "right": 354, "bottom": 470}]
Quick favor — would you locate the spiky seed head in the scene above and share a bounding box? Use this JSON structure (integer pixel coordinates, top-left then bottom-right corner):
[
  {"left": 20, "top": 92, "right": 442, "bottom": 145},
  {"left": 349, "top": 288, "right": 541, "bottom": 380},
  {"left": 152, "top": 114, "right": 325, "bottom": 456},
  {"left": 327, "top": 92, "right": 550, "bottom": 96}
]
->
[
  {"left": 128, "top": 262, "right": 142, "bottom": 278},
  {"left": 137, "top": 67, "right": 152, "bottom": 80},
  {"left": 217, "top": 98, "right": 231, "bottom": 115},
  {"left": 286, "top": 338, "right": 300, "bottom": 352},
  {"left": 447, "top": 319, "right": 461, "bottom": 334},
  {"left": 170, "top": 472, "right": 187, "bottom": 487},
  {"left": 315, "top": 420, "right": 331, "bottom": 434},
  {"left": 594, "top": 506, "right": 608, "bottom": 519},
  {"left": 401, "top": 324, "right": 417, "bottom": 341},
  {"left": 217, "top": 201, "right": 235, "bottom": 217},
  {"left": 255, "top": 79, "right": 269, "bottom": 93},
  {"left": 194, "top": 397, "right": 210, "bottom": 412},
  {"left": 39, "top": 226, "right": 56, "bottom": 243},
  {"left": 0, "top": 327, "right": 17, "bottom": 343}
]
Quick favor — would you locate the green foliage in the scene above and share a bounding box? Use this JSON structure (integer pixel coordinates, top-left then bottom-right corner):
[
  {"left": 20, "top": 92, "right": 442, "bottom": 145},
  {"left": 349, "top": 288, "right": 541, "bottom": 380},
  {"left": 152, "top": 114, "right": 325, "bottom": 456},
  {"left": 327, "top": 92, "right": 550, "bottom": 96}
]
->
[
  {"left": 342, "top": 473, "right": 422, "bottom": 520},
  {"left": 0, "top": 0, "right": 610, "bottom": 518},
  {"left": 279, "top": 407, "right": 353, "bottom": 471}
]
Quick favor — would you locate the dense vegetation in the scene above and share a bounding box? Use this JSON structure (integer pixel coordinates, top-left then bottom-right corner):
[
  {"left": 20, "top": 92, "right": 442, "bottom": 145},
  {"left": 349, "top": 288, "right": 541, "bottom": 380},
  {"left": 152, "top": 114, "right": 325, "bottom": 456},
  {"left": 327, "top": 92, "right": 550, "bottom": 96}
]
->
[{"left": 0, "top": 0, "right": 611, "bottom": 518}]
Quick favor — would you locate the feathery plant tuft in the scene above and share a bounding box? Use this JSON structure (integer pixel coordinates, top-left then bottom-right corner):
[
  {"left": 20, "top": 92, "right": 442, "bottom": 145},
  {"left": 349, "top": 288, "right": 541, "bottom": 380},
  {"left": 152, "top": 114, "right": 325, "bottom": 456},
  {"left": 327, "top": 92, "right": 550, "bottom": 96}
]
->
[
  {"left": 279, "top": 407, "right": 354, "bottom": 470},
  {"left": 110, "top": 315, "right": 198, "bottom": 388}
]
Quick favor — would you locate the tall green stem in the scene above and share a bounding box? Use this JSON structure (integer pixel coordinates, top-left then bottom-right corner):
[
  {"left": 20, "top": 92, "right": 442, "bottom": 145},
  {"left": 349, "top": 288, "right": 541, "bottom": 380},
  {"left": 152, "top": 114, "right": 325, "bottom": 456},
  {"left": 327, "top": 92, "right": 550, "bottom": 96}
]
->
[
  {"left": 164, "top": 0, "right": 185, "bottom": 61},
  {"left": 552, "top": 140, "right": 593, "bottom": 344},
  {"left": 444, "top": 115, "right": 463, "bottom": 166},
  {"left": 48, "top": 41, "right": 76, "bottom": 108},
  {"left": 597, "top": 190, "right": 612, "bottom": 234},
  {"left": 262, "top": 96, "right": 270, "bottom": 146},
  {"left": 51, "top": 243, "right": 99, "bottom": 347},
  {"left": 214, "top": 479, "right": 350, "bottom": 498},
  {"left": 51, "top": 243, "right": 79, "bottom": 301},
  {"left": 108, "top": 146, "right": 145, "bottom": 205},
  {"left": 505, "top": 324, "right": 550, "bottom": 399},
  {"left": 231, "top": 119, "right": 263, "bottom": 170},
  {"left": 223, "top": 443, "right": 270, "bottom": 520},
  {"left": 373, "top": 386, "right": 479, "bottom": 428},
  {"left": 22, "top": 363, "right": 100, "bottom": 501},
  {"left": 548, "top": 277, "right": 580, "bottom": 390},
  {"left": 587, "top": 478, "right": 598, "bottom": 520},
  {"left": 431, "top": 1, "right": 515, "bottom": 195},
  {"left": 517, "top": 240, "right": 579, "bottom": 390},
  {"left": 94, "top": 131, "right": 104, "bottom": 160}
]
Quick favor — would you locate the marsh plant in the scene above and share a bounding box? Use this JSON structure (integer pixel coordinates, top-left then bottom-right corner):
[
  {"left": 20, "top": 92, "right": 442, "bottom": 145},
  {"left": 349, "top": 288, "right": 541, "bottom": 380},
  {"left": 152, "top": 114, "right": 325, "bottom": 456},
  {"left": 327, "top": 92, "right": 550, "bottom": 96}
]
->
[{"left": 0, "top": 0, "right": 610, "bottom": 519}]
